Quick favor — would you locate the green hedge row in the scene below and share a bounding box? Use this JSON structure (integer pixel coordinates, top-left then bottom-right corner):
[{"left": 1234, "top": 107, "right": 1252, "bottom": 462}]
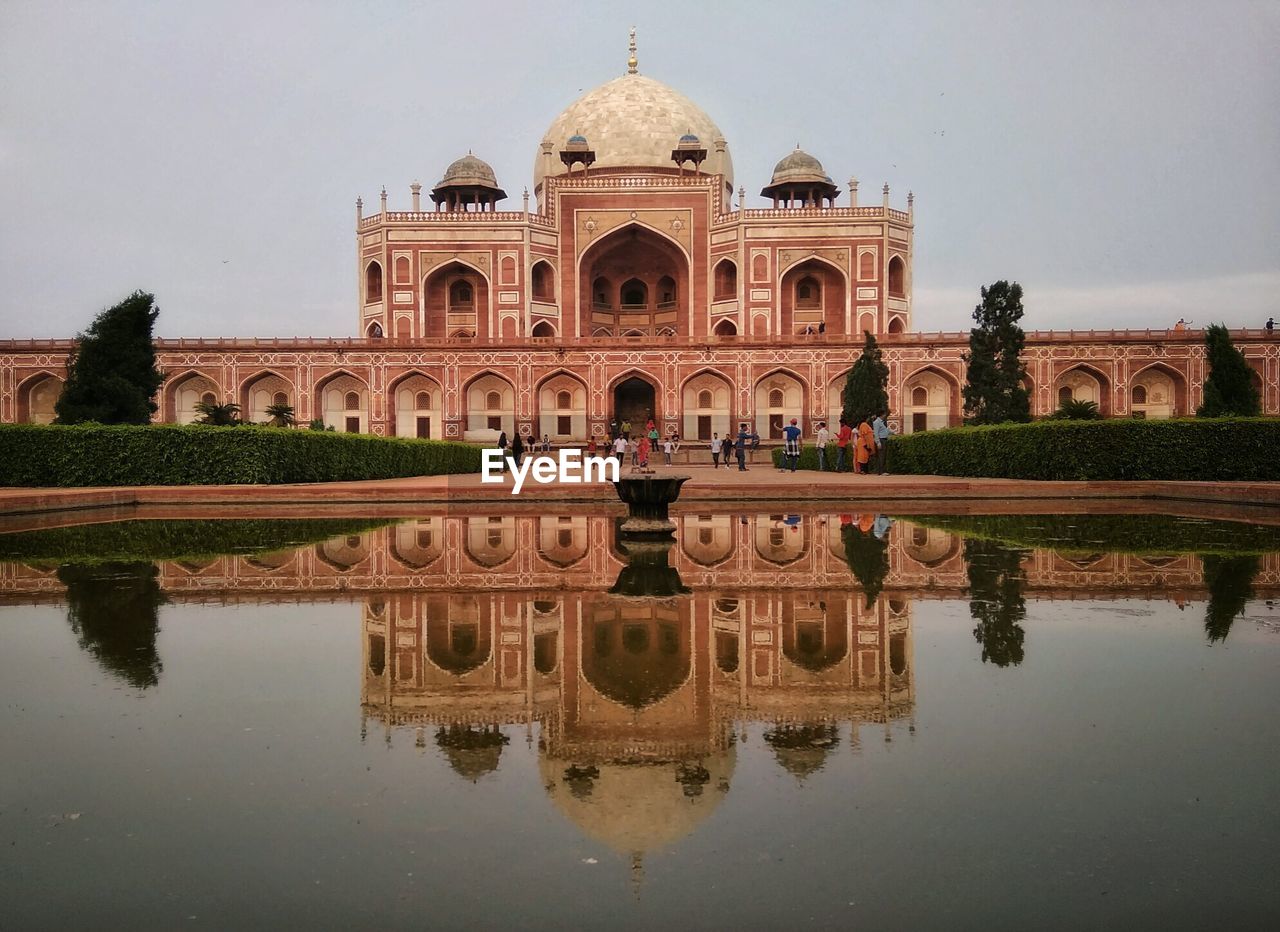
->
[
  {"left": 769, "top": 446, "right": 863, "bottom": 471},
  {"left": 0, "top": 424, "right": 483, "bottom": 487},
  {"left": 884, "top": 418, "right": 1280, "bottom": 481}
]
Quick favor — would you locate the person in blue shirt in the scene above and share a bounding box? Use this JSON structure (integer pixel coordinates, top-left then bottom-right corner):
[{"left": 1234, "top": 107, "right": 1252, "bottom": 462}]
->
[
  {"left": 734, "top": 423, "right": 755, "bottom": 471},
  {"left": 871, "top": 411, "right": 892, "bottom": 474},
  {"left": 781, "top": 418, "right": 802, "bottom": 472}
]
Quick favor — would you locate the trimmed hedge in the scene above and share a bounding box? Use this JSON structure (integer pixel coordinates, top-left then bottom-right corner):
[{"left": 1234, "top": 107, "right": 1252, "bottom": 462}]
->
[
  {"left": 769, "top": 446, "right": 860, "bottom": 471},
  {"left": 0, "top": 423, "right": 483, "bottom": 487},
  {"left": 885, "top": 418, "right": 1280, "bottom": 481}
]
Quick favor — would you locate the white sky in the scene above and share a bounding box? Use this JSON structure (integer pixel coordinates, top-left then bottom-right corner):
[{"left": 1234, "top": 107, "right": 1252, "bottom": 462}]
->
[{"left": 1, "top": 0, "right": 1276, "bottom": 338}]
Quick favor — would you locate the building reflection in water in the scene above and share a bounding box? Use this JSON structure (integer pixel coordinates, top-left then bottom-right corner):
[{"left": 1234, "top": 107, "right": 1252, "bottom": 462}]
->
[{"left": 361, "top": 581, "right": 914, "bottom": 856}]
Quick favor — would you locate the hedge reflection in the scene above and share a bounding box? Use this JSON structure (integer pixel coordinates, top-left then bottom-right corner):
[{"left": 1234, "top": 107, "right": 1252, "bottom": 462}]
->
[
  {"left": 964, "top": 539, "right": 1027, "bottom": 667},
  {"left": 1201, "top": 554, "right": 1261, "bottom": 643},
  {"left": 57, "top": 561, "right": 166, "bottom": 688}
]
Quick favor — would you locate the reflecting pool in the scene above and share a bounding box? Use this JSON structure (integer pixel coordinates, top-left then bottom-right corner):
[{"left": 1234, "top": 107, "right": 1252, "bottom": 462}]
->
[{"left": 1, "top": 509, "right": 1277, "bottom": 928}]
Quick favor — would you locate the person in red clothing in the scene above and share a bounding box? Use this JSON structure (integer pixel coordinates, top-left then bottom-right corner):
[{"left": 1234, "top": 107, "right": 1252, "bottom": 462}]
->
[{"left": 834, "top": 417, "right": 853, "bottom": 472}]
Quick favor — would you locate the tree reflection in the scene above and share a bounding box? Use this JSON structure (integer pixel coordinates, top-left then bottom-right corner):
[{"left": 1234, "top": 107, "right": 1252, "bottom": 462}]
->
[
  {"left": 964, "top": 539, "right": 1027, "bottom": 667},
  {"left": 57, "top": 561, "right": 165, "bottom": 689},
  {"left": 1201, "top": 554, "right": 1261, "bottom": 643},
  {"left": 763, "top": 723, "right": 840, "bottom": 782},
  {"left": 841, "top": 518, "right": 889, "bottom": 607}
]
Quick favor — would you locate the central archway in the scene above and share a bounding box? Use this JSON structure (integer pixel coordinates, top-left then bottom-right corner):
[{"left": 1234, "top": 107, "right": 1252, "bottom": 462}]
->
[
  {"left": 579, "top": 224, "right": 689, "bottom": 338},
  {"left": 613, "top": 376, "right": 656, "bottom": 431}
]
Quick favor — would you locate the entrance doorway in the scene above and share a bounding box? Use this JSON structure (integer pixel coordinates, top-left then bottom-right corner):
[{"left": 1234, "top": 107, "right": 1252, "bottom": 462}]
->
[
  {"left": 416, "top": 416, "right": 431, "bottom": 439},
  {"left": 613, "top": 377, "right": 655, "bottom": 433}
]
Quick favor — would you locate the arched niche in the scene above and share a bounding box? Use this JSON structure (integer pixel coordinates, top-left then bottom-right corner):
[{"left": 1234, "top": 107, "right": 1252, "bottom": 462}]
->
[
  {"left": 780, "top": 258, "right": 846, "bottom": 335},
  {"left": 317, "top": 372, "right": 369, "bottom": 433},
  {"left": 579, "top": 224, "right": 689, "bottom": 338},
  {"left": 423, "top": 261, "right": 490, "bottom": 340},
  {"left": 463, "top": 373, "right": 515, "bottom": 441},
  {"left": 754, "top": 371, "right": 805, "bottom": 439},
  {"left": 392, "top": 373, "right": 443, "bottom": 439},
  {"left": 681, "top": 371, "right": 733, "bottom": 441},
  {"left": 537, "top": 373, "right": 588, "bottom": 440}
]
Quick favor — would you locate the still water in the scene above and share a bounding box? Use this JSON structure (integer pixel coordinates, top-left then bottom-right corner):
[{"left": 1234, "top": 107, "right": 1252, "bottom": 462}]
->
[{"left": 1, "top": 510, "right": 1278, "bottom": 929}]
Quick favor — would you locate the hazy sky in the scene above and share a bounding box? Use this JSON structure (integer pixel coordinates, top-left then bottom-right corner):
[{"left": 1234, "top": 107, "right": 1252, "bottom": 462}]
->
[{"left": 1, "top": 0, "right": 1276, "bottom": 338}]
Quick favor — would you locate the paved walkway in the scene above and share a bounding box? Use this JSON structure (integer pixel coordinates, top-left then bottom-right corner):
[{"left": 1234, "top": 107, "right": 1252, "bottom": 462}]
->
[{"left": 1, "top": 464, "right": 1279, "bottom": 520}]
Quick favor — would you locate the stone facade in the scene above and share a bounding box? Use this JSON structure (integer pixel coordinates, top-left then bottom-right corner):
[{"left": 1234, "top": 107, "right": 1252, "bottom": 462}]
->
[{"left": 2, "top": 62, "right": 1277, "bottom": 436}]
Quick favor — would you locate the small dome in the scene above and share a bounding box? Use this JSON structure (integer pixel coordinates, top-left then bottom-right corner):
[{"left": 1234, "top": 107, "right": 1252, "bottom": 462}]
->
[
  {"left": 439, "top": 152, "right": 500, "bottom": 188},
  {"left": 568, "top": 133, "right": 588, "bottom": 144},
  {"left": 678, "top": 132, "right": 700, "bottom": 145},
  {"left": 768, "top": 146, "right": 831, "bottom": 185},
  {"left": 565, "top": 134, "right": 591, "bottom": 152}
]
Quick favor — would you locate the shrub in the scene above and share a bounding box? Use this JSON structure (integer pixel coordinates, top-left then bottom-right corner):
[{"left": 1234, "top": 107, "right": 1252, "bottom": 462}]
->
[
  {"left": 0, "top": 423, "right": 483, "bottom": 487},
  {"left": 885, "top": 418, "right": 1280, "bottom": 482}
]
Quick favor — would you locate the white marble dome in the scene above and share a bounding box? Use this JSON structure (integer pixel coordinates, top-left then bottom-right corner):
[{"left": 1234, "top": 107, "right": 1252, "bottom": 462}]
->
[{"left": 535, "top": 74, "right": 733, "bottom": 192}]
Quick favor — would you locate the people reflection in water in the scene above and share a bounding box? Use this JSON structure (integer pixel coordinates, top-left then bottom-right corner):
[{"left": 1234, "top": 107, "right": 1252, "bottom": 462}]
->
[
  {"left": 964, "top": 538, "right": 1028, "bottom": 667},
  {"left": 1201, "top": 554, "right": 1261, "bottom": 643},
  {"left": 57, "top": 561, "right": 165, "bottom": 689},
  {"left": 841, "top": 513, "right": 891, "bottom": 607}
]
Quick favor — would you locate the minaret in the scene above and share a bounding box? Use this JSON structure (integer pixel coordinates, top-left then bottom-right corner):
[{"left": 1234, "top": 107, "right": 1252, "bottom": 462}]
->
[
  {"left": 848, "top": 177, "right": 858, "bottom": 207},
  {"left": 410, "top": 181, "right": 422, "bottom": 212}
]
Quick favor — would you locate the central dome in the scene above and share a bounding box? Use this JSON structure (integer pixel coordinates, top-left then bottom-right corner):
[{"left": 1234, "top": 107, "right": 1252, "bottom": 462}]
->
[{"left": 535, "top": 74, "right": 733, "bottom": 193}]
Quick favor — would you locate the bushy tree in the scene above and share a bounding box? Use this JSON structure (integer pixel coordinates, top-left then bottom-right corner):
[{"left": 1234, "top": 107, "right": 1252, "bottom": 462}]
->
[
  {"left": 962, "top": 281, "right": 1031, "bottom": 424},
  {"left": 55, "top": 291, "right": 165, "bottom": 424},
  {"left": 841, "top": 331, "right": 890, "bottom": 426},
  {"left": 1197, "top": 324, "right": 1261, "bottom": 417},
  {"left": 264, "top": 403, "right": 295, "bottom": 427}
]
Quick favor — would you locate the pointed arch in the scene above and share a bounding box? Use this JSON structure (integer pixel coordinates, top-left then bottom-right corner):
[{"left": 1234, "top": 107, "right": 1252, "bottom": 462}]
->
[
  {"left": 779, "top": 255, "right": 848, "bottom": 336},
  {"left": 1130, "top": 361, "right": 1187, "bottom": 418},
  {"left": 16, "top": 370, "right": 64, "bottom": 424},
  {"left": 902, "top": 364, "right": 962, "bottom": 433},
  {"left": 753, "top": 368, "right": 808, "bottom": 439},
  {"left": 531, "top": 320, "right": 557, "bottom": 338},
  {"left": 165, "top": 369, "right": 221, "bottom": 424},
  {"left": 578, "top": 222, "right": 691, "bottom": 338},
  {"left": 364, "top": 259, "right": 383, "bottom": 304},
  {"left": 536, "top": 369, "right": 589, "bottom": 440},
  {"left": 530, "top": 259, "right": 555, "bottom": 302},
  {"left": 713, "top": 257, "right": 738, "bottom": 301},
  {"left": 887, "top": 254, "right": 906, "bottom": 297},
  {"left": 239, "top": 369, "right": 296, "bottom": 423},
  {"left": 680, "top": 368, "right": 734, "bottom": 441},
  {"left": 389, "top": 371, "right": 444, "bottom": 438},
  {"left": 1053, "top": 363, "right": 1112, "bottom": 416},
  {"left": 422, "top": 259, "right": 492, "bottom": 340},
  {"left": 713, "top": 317, "right": 737, "bottom": 336},
  {"left": 463, "top": 371, "right": 516, "bottom": 440},
  {"left": 315, "top": 369, "right": 370, "bottom": 433}
]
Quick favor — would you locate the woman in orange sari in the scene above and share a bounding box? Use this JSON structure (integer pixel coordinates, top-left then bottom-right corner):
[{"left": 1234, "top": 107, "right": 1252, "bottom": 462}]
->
[{"left": 855, "top": 418, "right": 875, "bottom": 475}]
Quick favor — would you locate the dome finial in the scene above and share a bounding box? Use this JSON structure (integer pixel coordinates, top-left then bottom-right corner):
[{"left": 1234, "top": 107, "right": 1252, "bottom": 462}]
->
[{"left": 627, "top": 26, "right": 638, "bottom": 74}]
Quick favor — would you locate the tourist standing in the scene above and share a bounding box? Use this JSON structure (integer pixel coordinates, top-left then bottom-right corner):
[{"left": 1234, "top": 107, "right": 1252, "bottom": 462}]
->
[
  {"left": 710, "top": 433, "right": 722, "bottom": 468},
  {"left": 630, "top": 436, "right": 640, "bottom": 467},
  {"left": 871, "top": 412, "right": 891, "bottom": 474},
  {"left": 782, "top": 418, "right": 802, "bottom": 473},
  {"left": 735, "top": 423, "right": 750, "bottom": 471},
  {"left": 511, "top": 431, "right": 525, "bottom": 469},
  {"left": 855, "top": 417, "right": 875, "bottom": 475},
  {"left": 586, "top": 436, "right": 598, "bottom": 455},
  {"left": 613, "top": 433, "right": 627, "bottom": 462},
  {"left": 835, "top": 417, "right": 852, "bottom": 472},
  {"left": 815, "top": 421, "right": 830, "bottom": 471},
  {"left": 1267, "top": 317, "right": 1275, "bottom": 334},
  {"left": 638, "top": 434, "right": 651, "bottom": 470},
  {"left": 662, "top": 436, "right": 673, "bottom": 465},
  {"left": 621, "top": 418, "right": 631, "bottom": 439},
  {"left": 497, "top": 430, "right": 509, "bottom": 472}
]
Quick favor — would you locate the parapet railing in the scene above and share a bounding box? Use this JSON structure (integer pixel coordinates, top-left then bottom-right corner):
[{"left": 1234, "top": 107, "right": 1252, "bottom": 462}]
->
[{"left": 2, "top": 329, "right": 1273, "bottom": 353}]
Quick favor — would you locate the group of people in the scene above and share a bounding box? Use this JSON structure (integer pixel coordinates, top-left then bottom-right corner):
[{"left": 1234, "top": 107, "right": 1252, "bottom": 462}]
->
[
  {"left": 787, "top": 412, "right": 891, "bottom": 474},
  {"left": 605, "top": 417, "right": 681, "bottom": 471},
  {"left": 708, "top": 424, "right": 761, "bottom": 471}
]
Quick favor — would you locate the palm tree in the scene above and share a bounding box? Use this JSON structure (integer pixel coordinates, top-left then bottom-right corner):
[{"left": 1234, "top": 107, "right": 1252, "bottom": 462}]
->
[
  {"left": 1050, "top": 399, "right": 1100, "bottom": 420},
  {"left": 193, "top": 400, "right": 241, "bottom": 426},
  {"left": 264, "top": 402, "right": 295, "bottom": 427}
]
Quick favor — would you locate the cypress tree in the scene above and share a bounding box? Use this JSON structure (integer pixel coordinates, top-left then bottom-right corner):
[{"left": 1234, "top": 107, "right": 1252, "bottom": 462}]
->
[
  {"left": 55, "top": 291, "right": 165, "bottom": 425},
  {"left": 1197, "top": 324, "right": 1261, "bottom": 417},
  {"left": 841, "top": 330, "right": 890, "bottom": 426},
  {"left": 962, "top": 281, "right": 1031, "bottom": 424}
]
